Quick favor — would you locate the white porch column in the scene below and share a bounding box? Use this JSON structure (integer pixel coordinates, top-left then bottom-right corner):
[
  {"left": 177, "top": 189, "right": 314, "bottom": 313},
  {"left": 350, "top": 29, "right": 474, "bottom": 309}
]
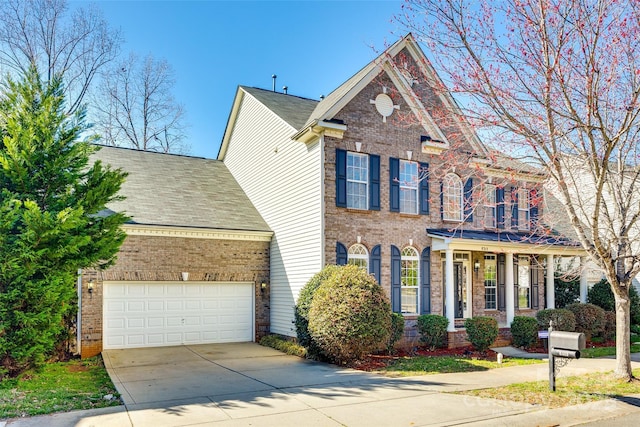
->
[
  {"left": 546, "top": 254, "right": 555, "bottom": 309},
  {"left": 445, "top": 248, "right": 456, "bottom": 332},
  {"left": 580, "top": 256, "right": 588, "bottom": 303},
  {"left": 505, "top": 252, "right": 515, "bottom": 326}
]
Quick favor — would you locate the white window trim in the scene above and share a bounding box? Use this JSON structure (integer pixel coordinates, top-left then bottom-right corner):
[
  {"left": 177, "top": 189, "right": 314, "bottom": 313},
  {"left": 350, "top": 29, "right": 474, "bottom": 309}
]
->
[
  {"left": 399, "top": 160, "right": 419, "bottom": 214},
  {"left": 347, "top": 152, "right": 368, "bottom": 210},
  {"left": 347, "top": 244, "right": 369, "bottom": 271},
  {"left": 484, "top": 254, "right": 497, "bottom": 310},
  {"left": 400, "top": 246, "right": 420, "bottom": 314},
  {"left": 484, "top": 184, "right": 496, "bottom": 228},
  {"left": 518, "top": 255, "right": 531, "bottom": 309},
  {"left": 443, "top": 173, "right": 463, "bottom": 221},
  {"left": 518, "top": 188, "right": 530, "bottom": 230}
]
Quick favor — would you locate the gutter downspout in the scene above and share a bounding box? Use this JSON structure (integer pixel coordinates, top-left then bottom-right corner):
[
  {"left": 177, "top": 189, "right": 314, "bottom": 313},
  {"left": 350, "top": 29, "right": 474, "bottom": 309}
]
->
[{"left": 76, "top": 269, "right": 82, "bottom": 356}]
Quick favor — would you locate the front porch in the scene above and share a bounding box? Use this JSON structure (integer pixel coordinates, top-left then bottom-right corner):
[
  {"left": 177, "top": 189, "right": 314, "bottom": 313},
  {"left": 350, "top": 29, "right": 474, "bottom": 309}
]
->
[{"left": 427, "top": 229, "right": 587, "bottom": 343}]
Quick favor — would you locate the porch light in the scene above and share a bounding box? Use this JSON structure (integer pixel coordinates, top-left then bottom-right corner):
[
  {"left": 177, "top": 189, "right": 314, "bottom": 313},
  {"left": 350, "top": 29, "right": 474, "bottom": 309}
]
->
[
  {"left": 87, "top": 280, "right": 95, "bottom": 294},
  {"left": 474, "top": 260, "right": 480, "bottom": 275},
  {"left": 261, "top": 282, "right": 268, "bottom": 294}
]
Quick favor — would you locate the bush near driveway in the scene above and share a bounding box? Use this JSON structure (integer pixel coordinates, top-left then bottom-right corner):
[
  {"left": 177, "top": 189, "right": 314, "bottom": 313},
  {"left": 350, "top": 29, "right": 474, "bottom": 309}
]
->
[{"left": 308, "top": 264, "right": 391, "bottom": 363}]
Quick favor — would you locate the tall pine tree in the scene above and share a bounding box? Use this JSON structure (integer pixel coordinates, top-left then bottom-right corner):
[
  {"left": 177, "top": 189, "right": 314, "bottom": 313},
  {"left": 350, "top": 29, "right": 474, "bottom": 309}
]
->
[{"left": 0, "top": 67, "right": 128, "bottom": 377}]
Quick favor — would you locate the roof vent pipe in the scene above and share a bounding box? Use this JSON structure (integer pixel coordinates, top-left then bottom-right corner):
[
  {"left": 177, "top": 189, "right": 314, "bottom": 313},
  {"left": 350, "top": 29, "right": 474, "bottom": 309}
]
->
[
  {"left": 272, "top": 74, "right": 277, "bottom": 92},
  {"left": 320, "top": 95, "right": 325, "bottom": 100},
  {"left": 283, "top": 86, "right": 288, "bottom": 94}
]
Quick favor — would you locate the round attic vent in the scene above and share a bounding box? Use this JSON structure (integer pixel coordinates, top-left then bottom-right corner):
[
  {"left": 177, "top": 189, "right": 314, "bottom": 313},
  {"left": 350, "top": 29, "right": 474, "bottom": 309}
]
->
[{"left": 374, "top": 93, "right": 394, "bottom": 117}]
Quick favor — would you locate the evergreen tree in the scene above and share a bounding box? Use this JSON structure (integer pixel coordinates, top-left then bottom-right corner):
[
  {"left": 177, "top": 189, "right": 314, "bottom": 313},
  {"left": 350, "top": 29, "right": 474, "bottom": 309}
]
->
[{"left": 0, "top": 67, "right": 127, "bottom": 378}]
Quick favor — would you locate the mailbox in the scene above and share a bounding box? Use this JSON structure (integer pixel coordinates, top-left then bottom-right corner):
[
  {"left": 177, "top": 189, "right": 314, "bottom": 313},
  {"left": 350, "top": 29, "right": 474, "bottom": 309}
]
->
[{"left": 550, "top": 331, "right": 586, "bottom": 352}]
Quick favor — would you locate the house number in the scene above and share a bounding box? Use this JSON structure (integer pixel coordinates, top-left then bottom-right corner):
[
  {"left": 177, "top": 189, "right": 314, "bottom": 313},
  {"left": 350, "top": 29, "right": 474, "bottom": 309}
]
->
[{"left": 481, "top": 247, "right": 489, "bottom": 251}]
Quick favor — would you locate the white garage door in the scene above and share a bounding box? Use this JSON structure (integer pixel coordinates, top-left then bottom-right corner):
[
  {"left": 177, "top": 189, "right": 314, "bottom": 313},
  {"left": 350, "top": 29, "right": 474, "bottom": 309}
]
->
[{"left": 103, "top": 281, "right": 254, "bottom": 349}]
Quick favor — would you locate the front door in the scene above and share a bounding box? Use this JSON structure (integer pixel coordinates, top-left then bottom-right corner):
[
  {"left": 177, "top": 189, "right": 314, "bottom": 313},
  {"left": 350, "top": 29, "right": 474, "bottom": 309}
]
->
[{"left": 442, "top": 253, "right": 472, "bottom": 319}]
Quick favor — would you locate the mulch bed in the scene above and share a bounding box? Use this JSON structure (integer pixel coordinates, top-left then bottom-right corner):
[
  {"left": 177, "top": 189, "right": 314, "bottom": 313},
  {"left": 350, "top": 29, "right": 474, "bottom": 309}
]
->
[{"left": 350, "top": 345, "right": 498, "bottom": 371}]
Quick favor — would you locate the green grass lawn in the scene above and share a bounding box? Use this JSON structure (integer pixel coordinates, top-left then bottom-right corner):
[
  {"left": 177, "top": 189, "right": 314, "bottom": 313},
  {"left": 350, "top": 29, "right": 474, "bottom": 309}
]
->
[
  {"left": 381, "top": 355, "right": 543, "bottom": 377},
  {"left": 581, "top": 343, "right": 640, "bottom": 358},
  {"left": 0, "top": 356, "right": 121, "bottom": 420},
  {"left": 461, "top": 368, "right": 640, "bottom": 408}
]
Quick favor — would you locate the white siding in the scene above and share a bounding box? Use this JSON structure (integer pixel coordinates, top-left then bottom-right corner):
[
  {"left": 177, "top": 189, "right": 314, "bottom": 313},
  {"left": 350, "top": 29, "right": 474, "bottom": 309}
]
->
[{"left": 223, "top": 92, "right": 323, "bottom": 336}]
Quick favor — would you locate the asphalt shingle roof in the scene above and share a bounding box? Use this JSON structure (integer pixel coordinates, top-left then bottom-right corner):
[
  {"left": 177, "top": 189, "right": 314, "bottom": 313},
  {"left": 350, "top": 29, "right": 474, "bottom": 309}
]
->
[
  {"left": 426, "top": 228, "right": 580, "bottom": 247},
  {"left": 91, "top": 145, "right": 270, "bottom": 232},
  {"left": 241, "top": 86, "right": 318, "bottom": 130}
]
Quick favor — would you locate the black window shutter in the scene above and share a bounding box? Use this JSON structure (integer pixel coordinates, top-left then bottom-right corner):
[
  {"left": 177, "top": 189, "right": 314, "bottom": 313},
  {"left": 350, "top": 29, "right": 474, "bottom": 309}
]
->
[
  {"left": 496, "top": 187, "right": 505, "bottom": 229},
  {"left": 511, "top": 187, "right": 519, "bottom": 229},
  {"left": 419, "top": 162, "right": 429, "bottom": 215},
  {"left": 336, "top": 149, "right": 347, "bottom": 207},
  {"left": 336, "top": 241, "right": 347, "bottom": 265},
  {"left": 391, "top": 245, "right": 401, "bottom": 313},
  {"left": 420, "top": 247, "right": 431, "bottom": 314},
  {"left": 531, "top": 257, "right": 539, "bottom": 309},
  {"left": 464, "top": 178, "right": 473, "bottom": 222},
  {"left": 497, "top": 253, "right": 506, "bottom": 311},
  {"left": 369, "top": 245, "right": 381, "bottom": 284},
  {"left": 389, "top": 157, "right": 400, "bottom": 212},
  {"left": 369, "top": 155, "right": 380, "bottom": 210},
  {"left": 530, "top": 188, "right": 539, "bottom": 228}
]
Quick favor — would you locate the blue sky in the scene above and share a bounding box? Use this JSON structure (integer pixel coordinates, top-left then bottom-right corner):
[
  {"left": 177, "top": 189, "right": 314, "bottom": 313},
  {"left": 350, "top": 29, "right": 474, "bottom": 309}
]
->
[{"left": 91, "top": 0, "right": 405, "bottom": 158}]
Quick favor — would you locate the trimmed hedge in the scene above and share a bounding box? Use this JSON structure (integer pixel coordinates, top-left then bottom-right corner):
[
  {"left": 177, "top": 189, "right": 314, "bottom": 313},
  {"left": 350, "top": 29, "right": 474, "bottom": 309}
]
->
[
  {"left": 294, "top": 265, "right": 342, "bottom": 358},
  {"left": 308, "top": 264, "right": 391, "bottom": 363},
  {"left": 511, "top": 316, "right": 539, "bottom": 349},
  {"left": 464, "top": 317, "right": 498, "bottom": 352},
  {"left": 417, "top": 314, "right": 449, "bottom": 350},
  {"left": 388, "top": 312, "right": 406, "bottom": 353},
  {"left": 260, "top": 335, "right": 307, "bottom": 357},
  {"left": 536, "top": 308, "right": 576, "bottom": 332},
  {"left": 566, "top": 303, "right": 606, "bottom": 340}
]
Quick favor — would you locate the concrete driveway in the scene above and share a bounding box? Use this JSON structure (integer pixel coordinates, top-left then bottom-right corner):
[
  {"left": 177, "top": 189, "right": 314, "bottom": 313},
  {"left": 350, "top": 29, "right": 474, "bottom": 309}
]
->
[{"left": 103, "top": 342, "right": 378, "bottom": 405}]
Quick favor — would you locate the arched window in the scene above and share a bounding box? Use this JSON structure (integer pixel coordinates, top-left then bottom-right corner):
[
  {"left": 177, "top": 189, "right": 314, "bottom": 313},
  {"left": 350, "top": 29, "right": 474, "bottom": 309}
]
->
[
  {"left": 401, "top": 246, "right": 420, "bottom": 313},
  {"left": 348, "top": 244, "right": 369, "bottom": 271},
  {"left": 443, "top": 173, "right": 463, "bottom": 221}
]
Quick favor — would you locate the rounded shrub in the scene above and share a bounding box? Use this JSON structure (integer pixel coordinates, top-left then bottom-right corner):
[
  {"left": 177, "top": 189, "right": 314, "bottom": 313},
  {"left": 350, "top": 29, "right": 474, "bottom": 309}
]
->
[
  {"left": 417, "top": 314, "right": 449, "bottom": 350},
  {"left": 510, "top": 316, "right": 539, "bottom": 349},
  {"left": 602, "top": 311, "right": 616, "bottom": 342},
  {"left": 464, "top": 317, "right": 498, "bottom": 352},
  {"left": 308, "top": 264, "right": 391, "bottom": 363},
  {"left": 566, "top": 303, "right": 606, "bottom": 340},
  {"left": 388, "top": 312, "right": 406, "bottom": 353},
  {"left": 536, "top": 308, "right": 576, "bottom": 332},
  {"left": 588, "top": 279, "right": 640, "bottom": 325},
  {"left": 294, "top": 265, "right": 342, "bottom": 357}
]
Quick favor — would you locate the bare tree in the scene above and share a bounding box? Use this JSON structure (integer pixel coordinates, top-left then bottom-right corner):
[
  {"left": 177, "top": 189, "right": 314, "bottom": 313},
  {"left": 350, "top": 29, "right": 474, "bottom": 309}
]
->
[
  {"left": 92, "top": 53, "right": 188, "bottom": 154},
  {"left": 398, "top": 0, "right": 640, "bottom": 380},
  {"left": 0, "top": 0, "right": 122, "bottom": 114}
]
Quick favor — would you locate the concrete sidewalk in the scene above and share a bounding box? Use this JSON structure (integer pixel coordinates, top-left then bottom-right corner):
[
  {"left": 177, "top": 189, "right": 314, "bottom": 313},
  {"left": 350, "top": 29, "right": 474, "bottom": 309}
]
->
[{"left": 2, "top": 349, "right": 640, "bottom": 427}]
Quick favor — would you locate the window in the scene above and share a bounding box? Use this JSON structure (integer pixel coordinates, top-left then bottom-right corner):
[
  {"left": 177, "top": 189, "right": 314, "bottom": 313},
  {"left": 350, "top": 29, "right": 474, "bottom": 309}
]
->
[
  {"left": 484, "top": 255, "right": 497, "bottom": 310},
  {"left": 401, "top": 247, "right": 420, "bottom": 313},
  {"left": 443, "top": 173, "right": 463, "bottom": 221},
  {"left": 347, "top": 244, "right": 369, "bottom": 271},
  {"left": 347, "top": 152, "right": 368, "bottom": 209},
  {"left": 518, "top": 256, "right": 530, "bottom": 308},
  {"left": 399, "top": 160, "right": 418, "bottom": 214},
  {"left": 518, "top": 188, "right": 530, "bottom": 230},
  {"left": 484, "top": 184, "right": 496, "bottom": 228}
]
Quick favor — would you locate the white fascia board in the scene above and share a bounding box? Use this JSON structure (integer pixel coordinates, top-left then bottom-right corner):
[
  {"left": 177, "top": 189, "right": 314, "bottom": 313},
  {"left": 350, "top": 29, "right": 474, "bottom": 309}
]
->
[
  {"left": 123, "top": 224, "right": 273, "bottom": 242},
  {"left": 218, "top": 87, "right": 245, "bottom": 160},
  {"left": 428, "top": 234, "right": 586, "bottom": 257}
]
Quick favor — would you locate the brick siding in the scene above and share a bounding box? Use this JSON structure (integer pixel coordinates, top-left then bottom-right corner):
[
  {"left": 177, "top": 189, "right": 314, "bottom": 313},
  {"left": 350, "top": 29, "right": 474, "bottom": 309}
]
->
[{"left": 80, "top": 234, "right": 270, "bottom": 358}]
